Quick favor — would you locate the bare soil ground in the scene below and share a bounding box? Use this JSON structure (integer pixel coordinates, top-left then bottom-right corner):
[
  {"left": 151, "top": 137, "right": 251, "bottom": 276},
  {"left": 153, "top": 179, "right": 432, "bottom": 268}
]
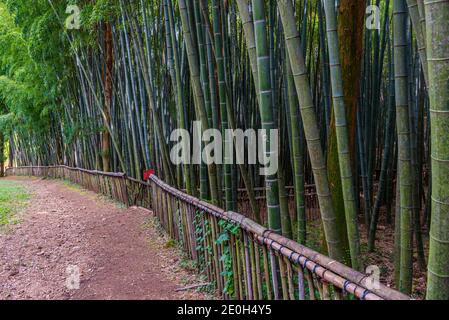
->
[
  {"left": 0, "top": 177, "right": 211, "bottom": 300},
  {"left": 307, "top": 213, "right": 427, "bottom": 299},
  {"left": 360, "top": 219, "right": 428, "bottom": 300}
]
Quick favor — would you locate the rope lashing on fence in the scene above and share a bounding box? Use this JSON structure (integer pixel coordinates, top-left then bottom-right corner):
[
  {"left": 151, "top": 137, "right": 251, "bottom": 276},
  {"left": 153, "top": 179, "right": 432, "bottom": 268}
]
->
[{"left": 5, "top": 166, "right": 410, "bottom": 301}]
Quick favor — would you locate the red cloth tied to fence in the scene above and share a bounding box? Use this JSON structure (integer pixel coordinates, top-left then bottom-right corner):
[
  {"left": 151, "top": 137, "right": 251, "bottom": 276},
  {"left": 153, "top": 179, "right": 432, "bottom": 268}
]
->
[{"left": 143, "top": 169, "right": 155, "bottom": 181}]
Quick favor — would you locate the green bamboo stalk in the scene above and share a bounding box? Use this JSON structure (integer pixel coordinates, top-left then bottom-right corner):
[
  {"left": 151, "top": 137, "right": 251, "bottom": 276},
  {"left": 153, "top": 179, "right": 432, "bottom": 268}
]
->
[
  {"left": 416, "top": 0, "right": 426, "bottom": 36},
  {"left": 369, "top": 25, "right": 396, "bottom": 251},
  {"left": 178, "top": 0, "right": 219, "bottom": 205},
  {"left": 235, "top": 0, "right": 259, "bottom": 99},
  {"left": 193, "top": 0, "right": 212, "bottom": 201},
  {"left": 425, "top": 0, "right": 449, "bottom": 300},
  {"left": 166, "top": 0, "right": 192, "bottom": 194},
  {"left": 277, "top": 0, "right": 344, "bottom": 262},
  {"left": 393, "top": 0, "right": 414, "bottom": 294},
  {"left": 250, "top": 0, "right": 281, "bottom": 234},
  {"left": 278, "top": 135, "right": 293, "bottom": 239},
  {"left": 205, "top": 14, "right": 222, "bottom": 203},
  {"left": 286, "top": 54, "right": 306, "bottom": 244},
  {"left": 394, "top": 174, "right": 401, "bottom": 288},
  {"left": 248, "top": 0, "right": 282, "bottom": 298},
  {"left": 228, "top": 0, "right": 263, "bottom": 222},
  {"left": 323, "top": 0, "right": 362, "bottom": 270},
  {"left": 211, "top": 0, "right": 233, "bottom": 210},
  {"left": 406, "top": 0, "right": 429, "bottom": 86}
]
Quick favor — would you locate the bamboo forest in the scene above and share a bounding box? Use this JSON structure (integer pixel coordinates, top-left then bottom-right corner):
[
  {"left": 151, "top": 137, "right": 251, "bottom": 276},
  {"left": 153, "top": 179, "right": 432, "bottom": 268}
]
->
[{"left": 0, "top": 0, "right": 448, "bottom": 302}]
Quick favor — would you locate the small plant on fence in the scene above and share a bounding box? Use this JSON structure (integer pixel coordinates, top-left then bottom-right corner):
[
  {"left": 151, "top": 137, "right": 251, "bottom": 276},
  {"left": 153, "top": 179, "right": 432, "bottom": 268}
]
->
[
  {"left": 194, "top": 210, "right": 211, "bottom": 274},
  {"left": 217, "top": 219, "right": 240, "bottom": 298}
]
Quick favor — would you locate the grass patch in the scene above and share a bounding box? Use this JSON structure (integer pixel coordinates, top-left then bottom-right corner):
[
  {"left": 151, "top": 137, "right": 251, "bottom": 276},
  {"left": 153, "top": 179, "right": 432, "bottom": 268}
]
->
[
  {"left": 62, "top": 179, "right": 85, "bottom": 192},
  {"left": 0, "top": 180, "right": 30, "bottom": 227}
]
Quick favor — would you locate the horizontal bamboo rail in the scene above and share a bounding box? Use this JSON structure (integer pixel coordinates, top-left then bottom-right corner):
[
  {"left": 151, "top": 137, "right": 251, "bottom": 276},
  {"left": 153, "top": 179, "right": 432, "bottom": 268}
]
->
[
  {"left": 186, "top": 185, "right": 321, "bottom": 222},
  {"left": 4, "top": 165, "right": 410, "bottom": 301}
]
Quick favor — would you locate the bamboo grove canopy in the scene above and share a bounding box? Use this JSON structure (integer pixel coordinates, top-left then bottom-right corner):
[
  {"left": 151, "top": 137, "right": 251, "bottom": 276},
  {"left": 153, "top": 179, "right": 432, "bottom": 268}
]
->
[{"left": 0, "top": 0, "right": 448, "bottom": 299}]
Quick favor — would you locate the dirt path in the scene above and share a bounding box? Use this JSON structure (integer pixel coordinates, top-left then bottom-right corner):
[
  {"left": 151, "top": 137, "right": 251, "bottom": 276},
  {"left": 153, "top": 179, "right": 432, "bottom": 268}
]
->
[{"left": 0, "top": 177, "right": 210, "bottom": 300}]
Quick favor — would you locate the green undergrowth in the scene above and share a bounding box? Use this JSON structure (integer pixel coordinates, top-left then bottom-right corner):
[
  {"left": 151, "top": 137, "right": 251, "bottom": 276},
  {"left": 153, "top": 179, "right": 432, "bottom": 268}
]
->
[{"left": 0, "top": 180, "right": 30, "bottom": 228}]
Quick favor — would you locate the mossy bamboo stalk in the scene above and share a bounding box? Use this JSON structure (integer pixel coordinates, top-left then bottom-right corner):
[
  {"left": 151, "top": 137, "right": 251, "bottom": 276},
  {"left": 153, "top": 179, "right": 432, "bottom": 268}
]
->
[
  {"left": 425, "top": 0, "right": 449, "bottom": 300},
  {"left": 393, "top": 0, "right": 414, "bottom": 294}
]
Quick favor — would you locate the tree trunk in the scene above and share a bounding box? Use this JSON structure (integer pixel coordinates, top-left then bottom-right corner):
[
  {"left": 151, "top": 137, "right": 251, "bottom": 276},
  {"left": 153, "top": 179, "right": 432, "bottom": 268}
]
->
[
  {"left": 102, "top": 22, "right": 113, "bottom": 172},
  {"left": 0, "top": 131, "right": 4, "bottom": 177}
]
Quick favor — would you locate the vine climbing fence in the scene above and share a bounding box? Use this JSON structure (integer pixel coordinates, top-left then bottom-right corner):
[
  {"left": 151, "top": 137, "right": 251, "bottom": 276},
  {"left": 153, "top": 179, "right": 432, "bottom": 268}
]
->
[{"left": 5, "top": 165, "right": 409, "bottom": 300}]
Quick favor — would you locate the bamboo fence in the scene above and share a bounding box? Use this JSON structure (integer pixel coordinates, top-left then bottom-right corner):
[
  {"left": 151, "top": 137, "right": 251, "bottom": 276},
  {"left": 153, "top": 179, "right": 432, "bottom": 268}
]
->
[{"left": 5, "top": 166, "right": 410, "bottom": 301}]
